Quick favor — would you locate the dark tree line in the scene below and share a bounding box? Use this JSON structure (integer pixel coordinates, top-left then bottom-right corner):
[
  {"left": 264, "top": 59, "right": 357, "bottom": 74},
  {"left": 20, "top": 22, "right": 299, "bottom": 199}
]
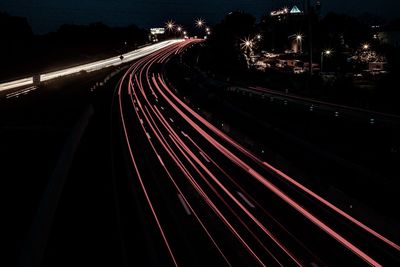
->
[{"left": 0, "top": 12, "right": 149, "bottom": 81}]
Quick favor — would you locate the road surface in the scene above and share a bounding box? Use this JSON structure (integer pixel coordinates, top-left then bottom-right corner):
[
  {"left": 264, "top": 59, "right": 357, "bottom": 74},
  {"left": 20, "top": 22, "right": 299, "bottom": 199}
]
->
[{"left": 112, "top": 39, "right": 400, "bottom": 266}]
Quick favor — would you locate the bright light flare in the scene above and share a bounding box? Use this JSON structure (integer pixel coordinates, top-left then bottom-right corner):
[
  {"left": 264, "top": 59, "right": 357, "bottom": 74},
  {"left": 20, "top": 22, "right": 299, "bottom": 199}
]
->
[
  {"left": 362, "top": 43, "right": 370, "bottom": 50},
  {"left": 196, "top": 18, "right": 205, "bottom": 28},
  {"left": 165, "top": 20, "right": 175, "bottom": 30},
  {"left": 241, "top": 38, "right": 253, "bottom": 50}
]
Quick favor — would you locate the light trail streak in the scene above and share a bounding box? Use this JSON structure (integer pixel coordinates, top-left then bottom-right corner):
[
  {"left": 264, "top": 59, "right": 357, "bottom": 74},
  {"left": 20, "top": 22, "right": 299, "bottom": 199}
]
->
[
  {"left": 127, "top": 42, "right": 274, "bottom": 266},
  {"left": 157, "top": 75, "right": 400, "bottom": 254},
  {"left": 127, "top": 62, "right": 233, "bottom": 265},
  {"left": 0, "top": 77, "right": 33, "bottom": 92},
  {"left": 154, "top": 75, "right": 383, "bottom": 266},
  {"left": 115, "top": 37, "right": 397, "bottom": 267},
  {"left": 0, "top": 40, "right": 183, "bottom": 92},
  {"left": 150, "top": 75, "right": 300, "bottom": 266},
  {"left": 118, "top": 52, "right": 179, "bottom": 267}
]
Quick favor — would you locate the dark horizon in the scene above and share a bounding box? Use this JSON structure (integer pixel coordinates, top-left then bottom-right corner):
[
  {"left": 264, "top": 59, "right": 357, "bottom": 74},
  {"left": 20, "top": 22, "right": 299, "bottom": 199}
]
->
[{"left": 1, "top": 0, "right": 400, "bottom": 34}]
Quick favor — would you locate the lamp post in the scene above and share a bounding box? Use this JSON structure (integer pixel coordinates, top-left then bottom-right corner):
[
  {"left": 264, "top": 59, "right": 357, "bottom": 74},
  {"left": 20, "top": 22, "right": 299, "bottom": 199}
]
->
[
  {"left": 296, "top": 34, "right": 303, "bottom": 53},
  {"left": 241, "top": 38, "right": 254, "bottom": 68},
  {"left": 289, "top": 34, "right": 303, "bottom": 53},
  {"left": 320, "top": 50, "right": 331, "bottom": 73},
  {"left": 288, "top": 34, "right": 303, "bottom": 53}
]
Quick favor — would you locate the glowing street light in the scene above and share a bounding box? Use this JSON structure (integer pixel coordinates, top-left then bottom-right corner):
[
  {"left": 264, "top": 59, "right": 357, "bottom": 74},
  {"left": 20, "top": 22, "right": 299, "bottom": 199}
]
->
[
  {"left": 362, "top": 43, "right": 370, "bottom": 50},
  {"left": 289, "top": 33, "right": 303, "bottom": 53},
  {"left": 177, "top": 26, "right": 182, "bottom": 32},
  {"left": 256, "top": 34, "right": 262, "bottom": 40},
  {"left": 165, "top": 20, "right": 175, "bottom": 31},
  {"left": 196, "top": 18, "right": 205, "bottom": 28},
  {"left": 296, "top": 34, "right": 303, "bottom": 53},
  {"left": 206, "top": 27, "right": 210, "bottom": 32},
  {"left": 321, "top": 49, "right": 332, "bottom": 73},
  {"left": 241, "top": 38, "right": 253, "bottom": 51}
]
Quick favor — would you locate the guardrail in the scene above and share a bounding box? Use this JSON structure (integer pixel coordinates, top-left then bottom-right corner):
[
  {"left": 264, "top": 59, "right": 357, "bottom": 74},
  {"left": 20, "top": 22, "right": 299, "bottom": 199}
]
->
[{"left": 0, "top": 39, "right": 183, "bottom": 92}]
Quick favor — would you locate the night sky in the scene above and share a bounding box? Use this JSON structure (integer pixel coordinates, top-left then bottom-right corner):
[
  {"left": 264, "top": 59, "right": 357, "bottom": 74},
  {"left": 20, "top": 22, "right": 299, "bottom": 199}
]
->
[{"left": 0, "top": 0, "right": 399, "bottom": 34}]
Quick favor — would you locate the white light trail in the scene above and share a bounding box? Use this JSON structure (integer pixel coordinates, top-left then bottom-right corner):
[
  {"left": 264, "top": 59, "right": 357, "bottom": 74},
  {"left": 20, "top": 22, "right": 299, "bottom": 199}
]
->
[{"left": 0, "top": 40, "right": 184, "bottom": 92}]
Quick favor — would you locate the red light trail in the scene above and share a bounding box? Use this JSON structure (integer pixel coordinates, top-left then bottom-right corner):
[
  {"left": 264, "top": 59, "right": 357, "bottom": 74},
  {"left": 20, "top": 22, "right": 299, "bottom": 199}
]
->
[{"left": 114, "top": 39, "right": 399, "bottom": 266}]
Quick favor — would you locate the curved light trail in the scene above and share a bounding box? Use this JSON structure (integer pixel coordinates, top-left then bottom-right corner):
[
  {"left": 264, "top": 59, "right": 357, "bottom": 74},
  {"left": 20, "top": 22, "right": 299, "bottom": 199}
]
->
[{"left": 115, "top": 39, "right": 400, "bottom": 267}]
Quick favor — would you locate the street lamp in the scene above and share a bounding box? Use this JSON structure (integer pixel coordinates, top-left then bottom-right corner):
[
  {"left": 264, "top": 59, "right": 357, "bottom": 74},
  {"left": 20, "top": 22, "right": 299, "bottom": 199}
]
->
[
  {"left": 196, "top": 19, "right": 205, "bottom": 28},
  {"left": 165, "top": 20, "right": 175, "bottom": 31},
  {"left": 241, "top": 39, "right": 253, "bottom": 50},
  {"left": 289, "top": 33, "right": 303, "bottom": 53},
  {"left": 296, "top": 34, "right": 303, "bottom": 53},
  {"left": 320, "top": 50, "right": 332, "bottom": 73},
  {"left": 362, "top": 43, "right": 370, "bottom": 50},
  {"left": 177, "top": 26, "right": 182, "bottom": 32},
  {"left": 256, "top": 34, "right": 262, "bottom": 40}
]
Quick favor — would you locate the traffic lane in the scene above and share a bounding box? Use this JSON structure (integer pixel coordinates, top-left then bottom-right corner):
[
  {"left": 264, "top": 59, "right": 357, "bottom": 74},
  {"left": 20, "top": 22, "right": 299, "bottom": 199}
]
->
[
  {"left": 140, "top": 86, "right": 316, "bottom": 266},
  {"left": 131, "top": 93, "right": 286, "bottom": 266},
  {"left": 124, "top": 43, "right": 281, "bottom": 266},
  {"left": 126, "top": 68, "right": 272, "bottom": 263},
  {"left": 119, "top": 71, "right": 240, "bottom": 266},
  {"left": 133, "top": 46, "right": 297, "bottom": 266},
  {"left": 151, "top": 74, "right": 400, "bottom": 266},
  {"left": 148, "top": 88, "right": 371, "bottom": 266}
]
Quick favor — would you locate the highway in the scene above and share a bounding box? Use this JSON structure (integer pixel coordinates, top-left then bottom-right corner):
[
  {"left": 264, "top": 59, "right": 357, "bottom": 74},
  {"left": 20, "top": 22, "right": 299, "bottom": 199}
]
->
[
  {"left": 113, "top": 39, "right": 400, "bottom": 266},
  {"left": 0, "top": 40, "right": 183, "bottom": 92}
]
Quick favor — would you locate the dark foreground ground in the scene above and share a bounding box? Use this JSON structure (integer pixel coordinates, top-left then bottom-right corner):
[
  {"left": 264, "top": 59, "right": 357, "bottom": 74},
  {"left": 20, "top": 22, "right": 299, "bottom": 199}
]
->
[{"left": 3, "top": 67, "right": 128, "bottom": 266}]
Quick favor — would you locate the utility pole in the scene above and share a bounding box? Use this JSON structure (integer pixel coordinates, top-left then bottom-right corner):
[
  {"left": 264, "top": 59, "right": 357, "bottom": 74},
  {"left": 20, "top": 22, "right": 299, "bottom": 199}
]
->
[{"left": 306, "top": 0, "right": 313, "bottom": 75}]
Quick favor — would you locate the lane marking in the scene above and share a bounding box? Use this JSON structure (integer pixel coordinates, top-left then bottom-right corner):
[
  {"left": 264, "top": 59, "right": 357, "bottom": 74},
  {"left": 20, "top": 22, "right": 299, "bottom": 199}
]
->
[
  {"left": 157, "top": 154, "right": 165, "bottom": 167},
  {"left": 199, "top": 151, "right": 210, "bottom": 163},
  {"left": 177, "top": 194, "right": 191, "bottom": 215},
  {"left": 6, "top": 86, "right": 37, "bottom": 99},
  {"left": 237, "top": 192, "right": 255, "bottom": 209}
]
